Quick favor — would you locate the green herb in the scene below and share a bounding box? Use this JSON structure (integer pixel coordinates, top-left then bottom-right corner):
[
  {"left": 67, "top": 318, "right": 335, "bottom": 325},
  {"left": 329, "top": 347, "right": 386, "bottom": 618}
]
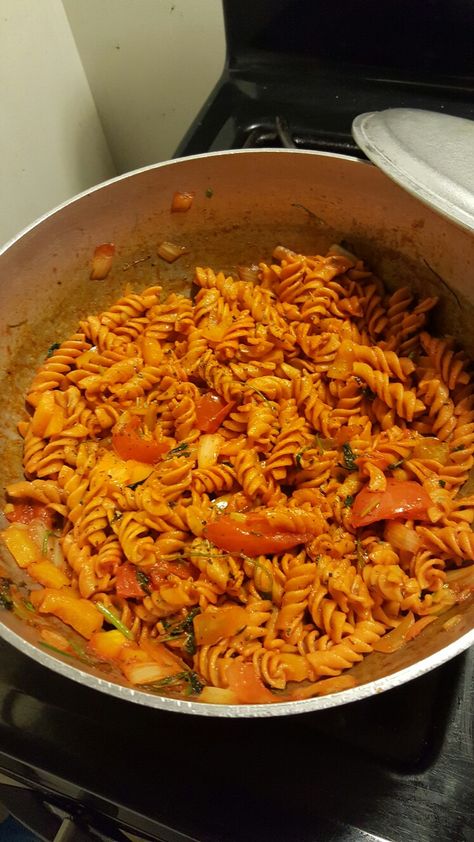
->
[
  {"left": 439, "top": 479, "right": 446, "bottom": 488},
  {"left": 205, "top": 187, "right": 214, "bottom": 198},
  {"left": 41, "top": 529, "right": 59, "bottom": 556},
  {"left": 23, "top": 599, "right": 35, "bottom": 613},
  {"left": 251, "top": 387, "right": 272, "bottom": 406},
  {"left": 388, "top": 459, "right": 404, "bottom": 470},
  {"left": 161, "top": 606, "right": 200, "bottom": 638},
  {"left": 127, "top": 474, "right": 152, "bottom": 490},
  {"left": 95, "top": 603, "right": 135, "bottom": 640},
  {"left": 136, "top": 569, "right": 151, "bottom": 595},
  {"left": 342, "top": 443, "right": 357, "bottom": 472},
  {"left": 40, "top": 642, "right": 79, "bottom": 661},
  {"left": 186, "top": 671, "right": 204, "bottom": 695},
  {"left": 407, "top": 351, "right": 416, "bottom": 360},
  {"left": 454, "top": 444, "right": 465, "bottom": 452},
  {"left": 160, "top": 606, "right": 200, "bottom": 654},
  {"left": 46, "top": 342, "right": 60, "bottom": 358},
  {"left": 362, "top": 387, "right": 376, "bottom": 401},
  {"left": 295, "top": 451, "right": 304, "bottom": 469},
  {"left": 290, "top": 203, "right": 325, "bottom": 224},
  {"left": 343, "top": 495, "right": 354, "bottom": 507},
  {"left": 151, "top": 669, "right": 203, "bottom": 695},
  {"left": 166, "top": 442, "right": 190, "bottom": 458},
  {"left": 0, "top": 578, "right": 13, "bottom": 611}
]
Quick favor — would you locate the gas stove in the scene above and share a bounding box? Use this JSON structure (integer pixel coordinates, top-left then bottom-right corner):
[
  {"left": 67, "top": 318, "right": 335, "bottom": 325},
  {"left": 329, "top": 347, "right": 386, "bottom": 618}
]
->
[{"left": 0, "top": 2, "right": 473, "bottom": 840}]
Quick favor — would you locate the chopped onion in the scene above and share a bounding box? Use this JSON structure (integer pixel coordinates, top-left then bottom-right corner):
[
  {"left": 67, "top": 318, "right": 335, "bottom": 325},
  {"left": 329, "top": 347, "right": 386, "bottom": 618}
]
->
[
  {"left": 121, "top": 661, "right": 177, "bottom": 685},
  {"left": 385, "top": 521, "right": 421, "bottom": 555},
  {"left": 373, "top": 612, "right": 415, "bottom": 653},
  {"left": 413, "top": 438, "right": 449, "bottom": 465},
  {"left": 197, "top": 433, "right": 222, "bottom": 469},
  {"left": 328, "top": 243, "right": 357, "bottom": 263},
  {"left": 442, "top": 614, "right": 462, "bottom": 632},
  {"left": 157, "top": 241, "right": 188, "bottom": 263},
  {"left": 237, "top": 264, "right": 260, "bottom": 283},
  {"left": 405, "top": 616, "right": 436, "bottom": 640},
  {"left": 90, "top": 243, "right": 115, "bottom": 280},
  {"left": 171, "top": 191, "right": 195, "bottom": 212},
  {"left": 272, "top": 245, "right": 297, "bottom": 262},
  {"left": 199, "top": 686, "right": 239, "bottom": 704}
]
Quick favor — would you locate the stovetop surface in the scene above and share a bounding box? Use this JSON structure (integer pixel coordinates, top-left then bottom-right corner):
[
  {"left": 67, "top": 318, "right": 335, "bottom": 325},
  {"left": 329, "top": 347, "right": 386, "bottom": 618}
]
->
[{"left": 0, "top": 637, "right": 472, "bottom": 842}]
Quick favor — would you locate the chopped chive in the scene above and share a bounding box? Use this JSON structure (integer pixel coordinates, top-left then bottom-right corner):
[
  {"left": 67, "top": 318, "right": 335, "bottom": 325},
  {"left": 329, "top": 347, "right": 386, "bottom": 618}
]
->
[
  {"left": 343, "top": 495, "right": 354, "bottom": 507},
  {"left": 136, "top": 569, "right": 151, "bottom": 594},
  {"left": 40, "top": 642, "right": 80, "bottom": 661},
  {"left": 342, "top": 443, "right": 357, "bottom": 472},
  {"left": 166, "top": 442, "right": 190, "bottom": 458},
  {"left": 46, "top": 342, "right": 60, "bottom": 359},
  {"left": 205, "top": 187, "right": 214, "bottom": 198},
  {"left": 127, "top": 474, "right": 152, "bottom": 490},
  {"left": 95, "top": 603, "right": 135, "bottom": 640},
  {"left": 388, "top": 459, "right": 404, "bottom": 470}
]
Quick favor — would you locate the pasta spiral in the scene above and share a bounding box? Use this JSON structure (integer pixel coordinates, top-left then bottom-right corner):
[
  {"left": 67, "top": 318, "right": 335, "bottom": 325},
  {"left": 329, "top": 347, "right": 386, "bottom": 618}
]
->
[{"left": 2, "top": 245, "right": 473, "bottom": 707}]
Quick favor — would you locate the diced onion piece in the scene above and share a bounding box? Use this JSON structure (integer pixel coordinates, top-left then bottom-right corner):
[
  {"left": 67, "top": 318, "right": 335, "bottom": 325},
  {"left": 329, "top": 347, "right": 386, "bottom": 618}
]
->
[
  {"left": 157, "top": 241, "right": 188, "bottom": 263},
  {"left": 171, "top": 191, "right": 194, "bottom": 212},
  {"left": 291, "top": 674, "right": 357, "bottom": 700},
  {"left": 442, "top": 614, "right": 462, "bottom": 632},
  {"left": 90, "top": 243, "right": 115, "bottom": 280},
  {"left": 272, "top": 245, "right": 297, "bottom": 262},
  {"left": 40, "top": 629, "right": 71, "bottom": 652},
  {"left": 194, "top": 606, "right": 249, "bottom": 647},
  {"left": 413, "top": 438, "right": 449, "bottom": 465},
  {"left": 197, "top": 433, "right": 222, "bottom": 469},
  {"left": 121, "top": 661, "right": 178, "bottom": 685},
  {"left": 328, "top": 243, "right": 358, "bottom": 263},
  {"left": 373, "top": 612, "right": 415, "bottom": 653},
  {"left": 237, "top": 264, "right": 260, "bottom": 282},
  {"left": 385, "top": 521, "right": 421, "bottom": 555},
  {"left": 405, "top": 616, "right": 436, "bottom": 640},
  {"left": 199, "top": 686, "right": 239, "bottom": 705}
]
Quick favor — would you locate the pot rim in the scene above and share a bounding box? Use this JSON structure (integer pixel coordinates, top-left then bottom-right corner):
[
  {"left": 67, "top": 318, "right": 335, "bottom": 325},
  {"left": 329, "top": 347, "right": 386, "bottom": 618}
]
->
[
  {"left": 0, "top": 619, "right": 472, "bottom": 717},
  {"left": 0, "top": 147, "right": 365, "bottom": 255}
]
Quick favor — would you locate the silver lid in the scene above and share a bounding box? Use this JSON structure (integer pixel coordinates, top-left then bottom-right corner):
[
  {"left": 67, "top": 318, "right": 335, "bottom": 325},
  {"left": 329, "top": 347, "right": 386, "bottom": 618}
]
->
[{"left": 352, "top": 108, "right": 474, "bottom": 232}]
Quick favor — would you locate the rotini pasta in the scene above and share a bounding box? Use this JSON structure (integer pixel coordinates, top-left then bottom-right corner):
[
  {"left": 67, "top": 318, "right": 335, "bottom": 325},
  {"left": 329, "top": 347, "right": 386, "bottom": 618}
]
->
[{"left": 1, "top": 245, "right": 473, "bottom": 706}]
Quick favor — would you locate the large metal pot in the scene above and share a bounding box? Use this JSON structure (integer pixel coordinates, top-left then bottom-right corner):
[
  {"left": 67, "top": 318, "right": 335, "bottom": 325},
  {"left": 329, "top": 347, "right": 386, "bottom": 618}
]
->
[{"left": 0, "top": 149, "right": 473, "bottom": 717}]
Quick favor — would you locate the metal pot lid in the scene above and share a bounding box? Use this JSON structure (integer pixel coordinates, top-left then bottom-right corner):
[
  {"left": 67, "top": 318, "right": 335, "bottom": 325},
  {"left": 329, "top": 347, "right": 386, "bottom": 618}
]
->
[{"left": 352, "top": 108, "right": 474, "bottom": 233}]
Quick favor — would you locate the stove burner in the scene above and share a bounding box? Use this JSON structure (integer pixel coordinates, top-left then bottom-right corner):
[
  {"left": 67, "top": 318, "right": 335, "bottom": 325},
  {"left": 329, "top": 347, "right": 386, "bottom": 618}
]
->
[{"left": 240, "top": 117, "right": 365, "bottom": 156}]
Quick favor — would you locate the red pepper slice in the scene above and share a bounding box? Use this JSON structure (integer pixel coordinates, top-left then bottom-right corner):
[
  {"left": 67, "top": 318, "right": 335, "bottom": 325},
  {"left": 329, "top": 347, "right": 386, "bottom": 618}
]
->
[
  {"left": 148, "top": 559, "right": 195, "bottom": 587},
  {"left": 112, "top": 417, "right": 168, "bottom": 463},
  {"left": 195, "top": 392, "right": 235, "bottom": 433},
  {"left": 6, "top": 502, "right": 53, "bottom": 528},
  {"left": 115, "top": 563, "right": 148, "bottom": 599},
  {"left": 351, "top": 479, "right": 432, "bottom": 528},
  {"left": 204, "top": 515, "right": 310, "bottom": 556}
]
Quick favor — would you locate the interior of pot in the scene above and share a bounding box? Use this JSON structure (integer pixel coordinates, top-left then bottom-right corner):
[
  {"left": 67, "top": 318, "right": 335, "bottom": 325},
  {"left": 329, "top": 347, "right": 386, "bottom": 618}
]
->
[{"left": 0, "top": 149, "right": 473, "bottom": 716}]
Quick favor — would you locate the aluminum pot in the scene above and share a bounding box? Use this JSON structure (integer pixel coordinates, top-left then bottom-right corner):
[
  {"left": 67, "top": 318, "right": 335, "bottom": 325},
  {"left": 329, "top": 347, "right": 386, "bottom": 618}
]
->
[{"left": 0, "top": 149, "right": 473, "bottom": 717}]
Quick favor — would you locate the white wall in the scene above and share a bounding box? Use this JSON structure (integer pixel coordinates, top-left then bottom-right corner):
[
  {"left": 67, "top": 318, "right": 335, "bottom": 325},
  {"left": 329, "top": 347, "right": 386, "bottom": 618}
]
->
[
  {"left": 0, "top": 0, "right": 116, "bottom": 247},
  {"left": 62, "top": 0, "right": 226, "bottom": 172}
]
